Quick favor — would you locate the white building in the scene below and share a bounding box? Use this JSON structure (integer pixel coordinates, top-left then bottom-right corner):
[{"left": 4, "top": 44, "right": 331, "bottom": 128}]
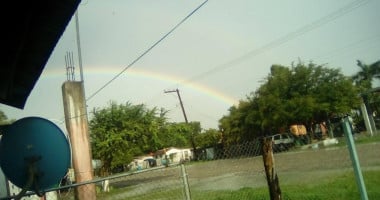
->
[
  {"left": 128, "top": 156, "right": 155, "bottom": 171},
  {"left": 155, "top": 147, "right": 193, "bottom": 164}
]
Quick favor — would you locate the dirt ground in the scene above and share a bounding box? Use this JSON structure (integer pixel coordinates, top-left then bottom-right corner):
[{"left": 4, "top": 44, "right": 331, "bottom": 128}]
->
[
  {"left": 109, "top": 141, "right": 380, "bottom": 198},
  {"left": 187, "top": 141, "right": 379, "bottom": 189}
]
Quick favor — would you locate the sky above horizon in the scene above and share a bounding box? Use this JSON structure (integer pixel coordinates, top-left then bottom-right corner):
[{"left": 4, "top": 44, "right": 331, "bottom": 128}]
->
[{"left": 1, "top": 0, "right": 380, "bottom": 131}]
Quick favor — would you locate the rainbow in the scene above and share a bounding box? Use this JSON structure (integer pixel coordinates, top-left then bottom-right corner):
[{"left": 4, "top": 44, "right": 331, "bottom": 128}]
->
[{"left": 42, "top": 65, "right": 239, "bottom": 106}]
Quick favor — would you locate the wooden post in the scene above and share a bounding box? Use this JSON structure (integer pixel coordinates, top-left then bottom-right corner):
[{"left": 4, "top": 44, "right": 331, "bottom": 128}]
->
[{"left": 262, "top": 137, "right": 282, "bottom": 200}]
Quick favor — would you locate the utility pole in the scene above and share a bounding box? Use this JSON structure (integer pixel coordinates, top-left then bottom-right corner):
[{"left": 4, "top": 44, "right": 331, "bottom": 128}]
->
[
  {"left": 164, "top": 88, "right": 197, "bottom": 158},
  {"left": 61, "top": 9, "right": 97, "bottom": 200},
  {"left": 164, "top": 88, "right": 192, "bottom": 200},
  {"left": 164, "top": 89, "right": 188, "bottom": 123}
]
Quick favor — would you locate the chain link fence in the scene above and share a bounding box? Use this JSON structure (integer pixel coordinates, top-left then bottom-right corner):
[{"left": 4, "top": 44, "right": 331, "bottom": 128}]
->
[{"left": 2, "top": 133, "right": 379, "bottom": 200}]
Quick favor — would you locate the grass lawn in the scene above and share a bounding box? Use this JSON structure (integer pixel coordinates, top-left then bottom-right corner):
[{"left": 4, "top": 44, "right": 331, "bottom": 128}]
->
[
  {"left": 191, "top": 170, "right": 380, "bottom": 200},
  {"left": 96, "top": 170, "right": 379, "bottom": 200},
  {"left": 354, "top": 133, "right": 380, "bottom": 144}
]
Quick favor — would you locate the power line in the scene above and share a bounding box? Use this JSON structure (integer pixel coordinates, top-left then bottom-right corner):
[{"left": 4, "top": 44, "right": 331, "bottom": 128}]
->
[
  {"left": 179, "top": 0, "right": 369, "bottom": 85},
  {"left": 313, "top": 34, "right": 380, "bottom": 62},
  {"left": 86, "top": 0, "right": 209, "bottom": 101},
  {"left": 143, "top": 0, "right": 370, "bottom": 106},
  {"left": 88, "top": 0, "right": 368, "bottom": 109}
]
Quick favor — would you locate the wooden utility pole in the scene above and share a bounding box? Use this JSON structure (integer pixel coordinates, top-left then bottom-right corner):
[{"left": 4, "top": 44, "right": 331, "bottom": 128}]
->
[
  {"left": 164, "top": 88, "right": 197, "bottom": 154},
  {"left": 164, "top": 88, "right": 192, "bottom": 200},
  {"left": 164, "top": 89, "right": 188, "bottom": 123},
  {"left": 164, "top": 89, "right": 197, "bottom": 156},
  {"left": 262, "top": 137, "right": 282, "bottom": 200}
]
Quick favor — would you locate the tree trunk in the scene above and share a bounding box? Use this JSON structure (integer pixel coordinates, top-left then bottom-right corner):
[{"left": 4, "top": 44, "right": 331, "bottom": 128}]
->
[{"left": 262, "top": 137, "right": 282, "bottom": 200}]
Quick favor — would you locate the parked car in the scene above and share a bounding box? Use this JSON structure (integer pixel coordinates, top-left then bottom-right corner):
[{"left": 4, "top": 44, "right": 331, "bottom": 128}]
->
[{"left": 266, "top": 133, "right": 295, "bottom": 152}]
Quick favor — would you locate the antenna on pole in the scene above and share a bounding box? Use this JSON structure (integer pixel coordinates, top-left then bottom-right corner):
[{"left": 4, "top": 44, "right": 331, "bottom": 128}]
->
[{"left": 64, "top": 51, "right": 75, "bottom": 81}]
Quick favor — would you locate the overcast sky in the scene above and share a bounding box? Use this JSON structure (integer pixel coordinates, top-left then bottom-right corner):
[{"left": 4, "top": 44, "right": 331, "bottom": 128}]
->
[{"left": 1, "top": 0, "right": 380, "bottom": 130}]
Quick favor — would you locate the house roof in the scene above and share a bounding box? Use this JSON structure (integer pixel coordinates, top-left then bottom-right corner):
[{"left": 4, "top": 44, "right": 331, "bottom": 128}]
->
[{"left": 0, "top": 0, "right": 81, "bottom": 109}]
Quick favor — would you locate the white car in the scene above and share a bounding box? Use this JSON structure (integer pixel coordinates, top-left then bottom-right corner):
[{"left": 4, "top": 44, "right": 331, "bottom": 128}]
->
[{"left": 267, "top": 133, "right": 295, "bottom": 152}]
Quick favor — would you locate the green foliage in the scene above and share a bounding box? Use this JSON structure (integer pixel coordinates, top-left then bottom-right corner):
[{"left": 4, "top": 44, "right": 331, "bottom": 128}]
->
[
  {"left": 89, "top": 101, "right": 167, "bottom": 174},
  {"left": 89, "top": 101, "right": 202, "bottom": 174},
  {"left": 195, "top": 128, "right": 221, "bottom": 148},
  {"left": 351, "top": 60, "right": 380, "bottom": 131},
  {"left": 219, "top": 61, "right": 361, "bottom": 143},
  {"left": 352, "top": 60, "right": 380, "bottom": 91},
  {"left": 160, "top": 122, "right": 192, "bottom": 148}
]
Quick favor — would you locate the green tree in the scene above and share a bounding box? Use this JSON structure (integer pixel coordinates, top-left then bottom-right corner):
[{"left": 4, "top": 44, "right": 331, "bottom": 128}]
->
[
  {"left": 160, "top": 122, "right": 191, "bottom": 147},
  {"left": 352, "top": 60, "right": 380, "bottom": 90},
  {"left": 219, "top": 100, "right": 261, "bottom": 145},
  {"left": 194, "top": 128, "right": 221, "bottom": 149},
  {"left": 219, "top": 106, "right": 241, "bottom": 145},
  {"left": 188, "top": 121, "right": 201, "bottom": 156},
  {"left": 352, "top": 60, "right": 380, "bottom": 131},
  {"left": 261, "top": 62, "right": 359, "bottom": 132},
  {"left": 220, "top": 61, "right": 360, "bottom": 143},
  {"left": 89, "top": 101, "right": 167, "bottom": 175}
]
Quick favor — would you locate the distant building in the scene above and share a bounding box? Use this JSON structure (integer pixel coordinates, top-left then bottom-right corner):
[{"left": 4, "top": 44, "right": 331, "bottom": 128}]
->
[
  {"left": 128, "top": 155, "right": 155, "bottom": 171},
  {"left": 155, "top": 147, "right": 193, "bottom": 164}
]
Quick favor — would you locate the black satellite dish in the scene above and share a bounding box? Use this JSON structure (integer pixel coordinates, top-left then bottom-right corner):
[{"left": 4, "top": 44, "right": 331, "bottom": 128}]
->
[{"left": 0, "top": 117, "right": 71, "bottom": 197}]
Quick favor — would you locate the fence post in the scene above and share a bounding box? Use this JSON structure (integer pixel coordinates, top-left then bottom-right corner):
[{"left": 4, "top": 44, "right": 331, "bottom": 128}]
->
[
  {"left": 342, "top": 117, "right": 368, "bottom": 200},
  {"left": 180, "top": 164, "right": 191, "bottom": 200},
  {"left": 262, "top": 137, "right": 282, "bottom": 200}
]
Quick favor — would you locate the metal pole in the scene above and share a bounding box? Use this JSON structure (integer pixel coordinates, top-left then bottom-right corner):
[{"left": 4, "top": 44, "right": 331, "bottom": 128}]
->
[
  {"left": 359, "top": 87, "right": 380, "bottom": 136},
  {"left": 75, "top": 10, "right": 84, "bottom": 82},
  {"left": 342, "top": 117, "right": 368, "bottom": 200},
  {"left": 360, "top": 101, "right": 373, "bottom": 136},
  {"left": 180, "top": 164, "right": 191, "bottom": 200}
]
